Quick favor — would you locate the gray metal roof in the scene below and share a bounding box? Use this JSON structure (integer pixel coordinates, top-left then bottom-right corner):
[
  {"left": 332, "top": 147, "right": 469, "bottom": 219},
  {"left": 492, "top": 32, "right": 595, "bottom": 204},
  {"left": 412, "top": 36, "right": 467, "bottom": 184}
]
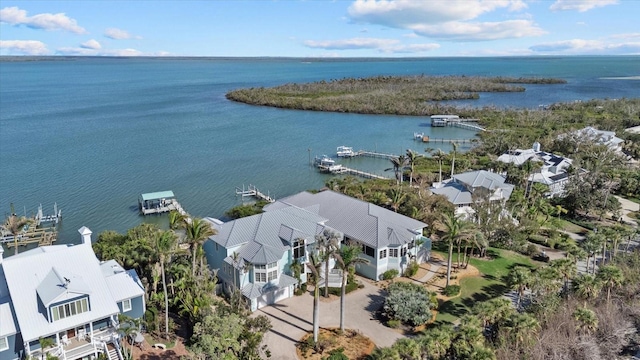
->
[
  {"left": 267, "top": 190, "right": 427, "bottom": 249},
  {"left": 1, "top": 242, "right": 127, "bottom": 342},
  {"left": 100, "top": 261, "right": 145, "bottom": 303},
  {"left": 140, "top": 190, "right": 174, "bottom": 201},
  {"left": 452, "top": 170, "right": 508, "bottom": 190},
  {"left": 431, "top": 182, "right": 473, "bottom": 205},
  {"left": 210, "top": 206, "right": 327, "bottom": 265},
  {"left": 36, "top": 267, "right": 93, "bottom": 308}
]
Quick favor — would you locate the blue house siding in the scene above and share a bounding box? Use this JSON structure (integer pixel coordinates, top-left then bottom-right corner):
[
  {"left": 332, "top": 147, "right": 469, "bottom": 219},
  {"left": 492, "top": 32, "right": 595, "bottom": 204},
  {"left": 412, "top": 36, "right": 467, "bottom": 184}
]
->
[
  {"left": 0, "top": 334, "right": 21, "bottom": 360},
  {"left": 119, "top": 295, "right": 144, "bottom": 319},
  {"left": 203, "top": 240, "right": 227, "bottom": 273}
]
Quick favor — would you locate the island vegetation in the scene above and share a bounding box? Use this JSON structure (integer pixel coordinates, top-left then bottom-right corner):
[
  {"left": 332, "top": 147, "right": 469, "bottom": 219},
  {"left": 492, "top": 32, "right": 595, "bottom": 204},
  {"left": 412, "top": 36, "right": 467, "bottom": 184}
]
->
[{"left": 226, "top": 75, "right": 566, "bottom": 115}]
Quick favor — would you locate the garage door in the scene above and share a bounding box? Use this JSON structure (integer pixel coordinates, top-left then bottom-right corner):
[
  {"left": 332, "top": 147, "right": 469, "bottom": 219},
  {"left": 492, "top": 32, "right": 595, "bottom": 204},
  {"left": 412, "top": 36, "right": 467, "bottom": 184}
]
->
[{"left": 256, "top": 287, "right": 290, "bottom": 309}]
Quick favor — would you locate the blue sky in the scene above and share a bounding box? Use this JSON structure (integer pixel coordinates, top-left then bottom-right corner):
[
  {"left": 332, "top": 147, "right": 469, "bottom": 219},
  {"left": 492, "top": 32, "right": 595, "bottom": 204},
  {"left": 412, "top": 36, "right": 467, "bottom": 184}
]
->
[{"left": 1, "top": 0, "right": 639, "bottom": 57}]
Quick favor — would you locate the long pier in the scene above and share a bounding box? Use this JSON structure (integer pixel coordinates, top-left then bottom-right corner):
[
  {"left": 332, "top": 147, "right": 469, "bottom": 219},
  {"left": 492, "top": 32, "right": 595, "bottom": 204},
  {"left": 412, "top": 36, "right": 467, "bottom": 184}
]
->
[
  {"left": 317, "top": 164, "right": 390, "bottom": 180},
  {"left": 354, "top": 150, "right": 397, "bottom": 160},
  {"left": 235, "top": 184, "right": 275, "bottom": 203},
  {"left": 421, "top": 137, "right": 476, "bottom": 144}
]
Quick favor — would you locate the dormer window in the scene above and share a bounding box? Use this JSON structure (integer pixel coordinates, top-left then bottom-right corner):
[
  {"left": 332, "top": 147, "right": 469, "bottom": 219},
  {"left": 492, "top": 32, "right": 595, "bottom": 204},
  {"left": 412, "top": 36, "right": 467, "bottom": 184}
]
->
[
  {"left": 293, "top": 239, "right": 305, "bottom": 259},
  {"left": 254, "top": 262, "right": 278, "bottom": 283},
  {"left": 51, "top": 297, "right": 89, "bottom": 321}
]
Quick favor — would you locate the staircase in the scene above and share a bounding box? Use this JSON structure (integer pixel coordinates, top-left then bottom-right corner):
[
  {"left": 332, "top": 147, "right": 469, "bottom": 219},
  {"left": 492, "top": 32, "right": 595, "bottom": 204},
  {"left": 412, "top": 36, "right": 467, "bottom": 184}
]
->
[{"left": 107, "top": 348, "right": 119, "bottom": 360}]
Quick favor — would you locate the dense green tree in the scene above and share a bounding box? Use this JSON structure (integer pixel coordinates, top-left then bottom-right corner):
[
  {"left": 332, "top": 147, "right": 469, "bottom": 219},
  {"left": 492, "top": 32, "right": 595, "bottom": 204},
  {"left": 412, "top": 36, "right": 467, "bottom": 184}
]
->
[
  {"left": 383, "top": 282, "right": 437, "bottom": 327},
  {"left": 596, "top": 265, "right": 624, "bottom": 303},
  {"left": 184, "top": 218, "right": 216, "bottom": 276},
  {"left": 572, "top": 274, "right": 602, "bottom": 307}
]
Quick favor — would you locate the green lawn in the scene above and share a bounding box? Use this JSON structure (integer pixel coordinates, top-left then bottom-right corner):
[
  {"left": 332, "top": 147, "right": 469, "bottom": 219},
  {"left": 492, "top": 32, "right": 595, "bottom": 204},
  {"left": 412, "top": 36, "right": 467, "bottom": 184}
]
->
[{"left": 432, "top": 247, "right": 535, "bottom": 325}]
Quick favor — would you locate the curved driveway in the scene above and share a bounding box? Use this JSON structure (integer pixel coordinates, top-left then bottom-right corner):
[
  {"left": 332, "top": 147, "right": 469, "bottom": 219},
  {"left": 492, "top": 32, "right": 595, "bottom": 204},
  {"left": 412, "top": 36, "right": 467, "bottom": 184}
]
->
[{"left": 255, "top": 280, "right": 404, "bottom": 359}]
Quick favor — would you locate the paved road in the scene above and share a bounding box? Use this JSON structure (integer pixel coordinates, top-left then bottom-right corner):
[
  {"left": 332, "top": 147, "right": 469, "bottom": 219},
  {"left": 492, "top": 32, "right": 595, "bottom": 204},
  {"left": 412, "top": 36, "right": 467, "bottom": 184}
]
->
[{"left": 255, "top": 280, "right": 403, "bottom": 359}]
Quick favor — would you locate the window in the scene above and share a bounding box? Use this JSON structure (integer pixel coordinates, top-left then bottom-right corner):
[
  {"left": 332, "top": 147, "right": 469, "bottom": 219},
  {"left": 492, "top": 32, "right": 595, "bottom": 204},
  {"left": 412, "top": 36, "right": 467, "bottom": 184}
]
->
[
  {"left": 362, "top": 245, "right": 375, "bottom": 257},
  {"left": 0, "top": 337, "right": 8, "bottom": 352},
  {"left": 50, "top": 297, "right": 89, "bottom": 322},
  {"left": 401, "top": 247, "right": 407, "bottom": 257},
  {"left": 215, "top": 243, "right": 219, "bottom": 251},
  {"left": 389, "top": 248, "right": 398, "bottom": 258},
  {"left": 254, "top": 263, "right": 277, "bottom": 283},
  {"left": 379, "top": 250, "right": 387, "bottom": 259},
  {"left": 408, "top": 240, "right": 415, "bottom": 249},
  {"left": 293, "top": 239, "right": 305, "bottom": 259},
  {"left": 267, "top": 262, "right": 278, "bottom": 281},
  {"left": 122, "top": 299, "right": 132, "bottom": 312}
]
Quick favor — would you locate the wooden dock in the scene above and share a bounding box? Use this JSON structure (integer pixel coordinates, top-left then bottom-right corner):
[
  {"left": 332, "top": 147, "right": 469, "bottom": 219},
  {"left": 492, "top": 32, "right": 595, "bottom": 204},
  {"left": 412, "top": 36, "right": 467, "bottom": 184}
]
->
[
  {"left": 354, "top": 150, "right": 397, "bottom": 160},
  {"left": 140, "top": 198, "right": 188, "bottom": 216},
  {"left": 0, "top": 227, "right": 57, "bottom": 247},
  {"left": 316, "top": 163, "right": 389, "bottom": 180},
  {"left": 235, "top": 184, "right": 275, "bottom": 203}
]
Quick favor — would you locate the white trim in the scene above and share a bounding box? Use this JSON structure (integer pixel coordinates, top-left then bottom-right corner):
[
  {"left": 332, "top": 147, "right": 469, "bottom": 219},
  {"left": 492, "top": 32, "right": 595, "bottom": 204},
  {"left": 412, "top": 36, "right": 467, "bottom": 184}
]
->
[
  {"left": 0, "top": 336, "right": 8, "bottom": 351},
  {"left": 121, "top": 299, "right": 132, "bottom": 312}
]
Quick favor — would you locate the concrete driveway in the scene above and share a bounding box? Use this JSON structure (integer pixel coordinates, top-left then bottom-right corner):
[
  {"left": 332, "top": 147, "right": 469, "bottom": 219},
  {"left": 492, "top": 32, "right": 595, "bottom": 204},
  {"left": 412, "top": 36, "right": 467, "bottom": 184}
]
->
[{"left": 255, "top": 280, "right": 403, "bottom": 360}]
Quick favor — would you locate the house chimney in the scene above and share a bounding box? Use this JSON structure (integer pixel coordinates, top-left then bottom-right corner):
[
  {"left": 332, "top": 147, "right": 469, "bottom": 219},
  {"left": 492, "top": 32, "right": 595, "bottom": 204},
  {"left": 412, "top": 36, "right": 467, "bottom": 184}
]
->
[
  {"left": 78, "top": 226, "right": 93, "bottom": 246},
  {"left": 532, "top": 142, "right": 541, "bottom": 152}
]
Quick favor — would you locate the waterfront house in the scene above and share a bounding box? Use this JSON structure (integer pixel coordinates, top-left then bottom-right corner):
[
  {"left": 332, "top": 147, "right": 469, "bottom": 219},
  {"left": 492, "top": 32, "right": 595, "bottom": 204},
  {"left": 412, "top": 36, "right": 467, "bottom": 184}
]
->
[
  {"left": 563, "top": 126, "right": 625, "bottom": 153},
  {"left": 0, "top": 227, "right": 145, "bottom": 360},
  {"left": 497, "top": 143, "right": 573, "bottom": 197},
  {"left": 204, "top": 190, "right": 429, "bottom": 311},
  {"left": 431, "top": 170, "right": 514, "bottom": 219}
]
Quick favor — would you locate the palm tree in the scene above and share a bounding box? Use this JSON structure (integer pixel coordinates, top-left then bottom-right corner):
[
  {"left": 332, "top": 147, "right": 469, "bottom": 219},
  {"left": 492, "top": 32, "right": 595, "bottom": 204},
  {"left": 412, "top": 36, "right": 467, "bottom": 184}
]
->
[
  {"left": 506, "top": 266, "right": 531, "bottom": 308},
  {"left": 184, "top": 218, "right": 216, "bottom": 276},
  {"left": 386, "top": 155, "right": 408, "bottom": 185},
  {"left": 39, "top": 337, "right": 55, "bottom": 360},
  {"left": 596, "top": 265, "right": 624, "bottom": 303},
  {"left": 433, "top": 212, "right": 474, "bottom": 287},
  {"left": 406, "top": 149, "right": 418, "bottom": 187},
  {"left": 551, "top": 258, "right": 576, "bottom": 296},
  {"left": 581, "top": 233, "right": 602, "bottom": 274},
  {"left": 168, "top": 210, "right": 186, "bottom": 230},
  {"left": 504, "top": 313, "right": 539, "bottom": 352},
  {"left": 428, "top": 148, "right": 445, "bottom": 184},
  {"left": 315, "top": 229, "right": 340, "bottom": 298},
  {"left": 418, "top": 326, "right": 453, "bottom": 359},
  {"left": 154, "top": 230, "right": 177, "bottom": 336},
  {"left": 306, "top": 253, "right": 323, "bottom": 343},
  {"left": 449, "top": 142, "right": 459, "bottom": 177},
  {"left": 573, "top": 307, "right": 598, "bottom": 334},
  {"left": 387, "top": 187, "right": 406, "bottom": 213},
  {"left": 334, "top": 245, "right": 369, "bottom": 333},
  {"left": 469, "top": 345, "right": 497, "bottom": 360},
  {"left": 472, "top": 298, "right": 513, "bottom": 338},
  {"left": 2, "top": 214, "right": 34, "bottom": 255},
  {"left": 572, "top": 274, "right": 602, "bottom": 307},
  {"left": 393, "top": 338, "right": 420, "bottom": 360}
]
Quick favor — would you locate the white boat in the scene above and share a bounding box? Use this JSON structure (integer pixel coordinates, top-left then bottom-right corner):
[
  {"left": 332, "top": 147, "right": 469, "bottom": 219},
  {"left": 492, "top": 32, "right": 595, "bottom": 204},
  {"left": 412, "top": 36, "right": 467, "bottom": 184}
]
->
[
  {"left": 314, "top": 155, "right": 343, "bottom": 173},
  {"left": 336, "top": 146, "right": 355, "bottom": 157},
  {"left": 414, "top": 132, "right": 424, "bottom": 139}
]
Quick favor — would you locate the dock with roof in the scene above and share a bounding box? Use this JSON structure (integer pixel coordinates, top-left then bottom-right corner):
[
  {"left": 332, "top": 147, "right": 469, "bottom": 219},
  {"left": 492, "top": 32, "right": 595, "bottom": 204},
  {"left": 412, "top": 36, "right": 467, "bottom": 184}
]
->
[{"left": 138, "top": 190, "right": 188, "bottom": 216}]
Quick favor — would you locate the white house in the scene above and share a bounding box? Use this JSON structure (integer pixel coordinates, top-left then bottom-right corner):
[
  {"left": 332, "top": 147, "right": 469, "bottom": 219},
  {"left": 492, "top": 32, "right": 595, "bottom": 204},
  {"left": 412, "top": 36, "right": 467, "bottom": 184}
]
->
[
  {"left": 497, "top": 142, "right": 573, "bottom": 197},
  {"left": 568, "top": 126, "right": 625, "bottom": 152},
  {"left": 0, "top": 227, "right": 145, "bottom": 360},
  {"left": 431, "top": 170, "right": 514, "bottom": 218},
  {"left": 204, "top": 190, "right": 429, "bottom": 311}
]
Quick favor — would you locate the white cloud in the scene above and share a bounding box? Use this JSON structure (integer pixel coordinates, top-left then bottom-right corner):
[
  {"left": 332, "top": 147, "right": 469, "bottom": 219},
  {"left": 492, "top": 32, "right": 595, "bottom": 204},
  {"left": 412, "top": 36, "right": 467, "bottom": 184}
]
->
[
  {"left": 104, "top": 27, "right": 141, "bottom": 40},
  {"left": 303, "top": 37, "right": 439, "bottom": 53},
  {"left": 56, "top": 47, "right": 144, "bottom": 56},
  {"left": 0, "top": 40, "right": 49, "bottom": 55},
  {"left": 411, "top": 20, "right": 545, "bottom": 41},
  {"left": 550, "top": 0, "right": 618, "bottom": 12},
  {"left": 347, "top": 0, "right": 539, "bottom": 41},
  {"left": 0, "top": 6, "right": 86, "bottom": 34},
  {"left": 530, "top": 38, "right": 640, "bottom": 55},
  {"left": 80, "top": 39, "right": 101, "bottom": 50}
]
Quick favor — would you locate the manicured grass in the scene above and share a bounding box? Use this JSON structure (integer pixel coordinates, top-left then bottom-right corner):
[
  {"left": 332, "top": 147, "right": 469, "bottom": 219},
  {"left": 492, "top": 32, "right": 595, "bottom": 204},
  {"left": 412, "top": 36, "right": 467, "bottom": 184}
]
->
[
  {"left": 432, "top": 247, "right": 535, "bottom": 325},
  {"left": 556, "top": 218, "right": 589, "bottom": 234}
]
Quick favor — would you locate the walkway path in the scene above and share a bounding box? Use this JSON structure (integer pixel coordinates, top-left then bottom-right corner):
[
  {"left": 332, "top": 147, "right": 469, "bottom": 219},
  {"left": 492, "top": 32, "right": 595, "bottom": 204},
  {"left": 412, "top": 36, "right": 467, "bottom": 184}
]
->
[{"left": 614, "top": 195, "right": 639, "bottom": 227}]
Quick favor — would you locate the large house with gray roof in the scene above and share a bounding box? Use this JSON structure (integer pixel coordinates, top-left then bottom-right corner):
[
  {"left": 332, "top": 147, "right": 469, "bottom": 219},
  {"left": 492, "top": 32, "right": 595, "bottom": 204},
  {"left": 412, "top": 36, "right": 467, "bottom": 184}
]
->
[
  {"left": 431, "top": 170, "right": 514, "bottom": 218},
  {"left": 204, "top": 190, "right": 429, "bottom": 311},
  {"left": 0, "top": 227, "right": 145, "bottom": 360},
  {"left": 497, "top": 143, "right": 573, "bottom": 197}
]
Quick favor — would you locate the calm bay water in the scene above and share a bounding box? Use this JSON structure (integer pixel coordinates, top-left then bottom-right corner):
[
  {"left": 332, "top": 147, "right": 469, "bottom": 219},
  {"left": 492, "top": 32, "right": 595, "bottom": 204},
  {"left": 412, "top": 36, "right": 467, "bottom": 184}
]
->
[{"left": 0, "top": 56, "right": 638, "bottom": 246}]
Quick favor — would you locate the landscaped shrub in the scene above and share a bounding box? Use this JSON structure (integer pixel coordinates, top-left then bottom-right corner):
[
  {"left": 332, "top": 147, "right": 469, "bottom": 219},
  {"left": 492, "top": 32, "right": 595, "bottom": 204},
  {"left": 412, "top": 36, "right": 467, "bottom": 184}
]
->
[
  {"left": 294, "top": 288, "right": 304, "bottom": 296},
  {"left": 404, "top": 261, "right": 419, "bottom": 277},
  {"left": 442, "top": 285, "right": 461, "bottom": 296},
  {"left": 528, "top": 234, "right": 548, "bottom": 246},
  {"left": 522, "top": 243, "right": 539, "bottom": 256},
  {"left": 382, "top": 269, "right": 399, "bottom": 280},
  {"left": 387, "top": 319, "right": 401, "bottom": 328},
  {"left": 300, "top": 283, "right": 308, "bottom": 292},
  {"left": 328, "top": 282, "right": 359, "bottom": 296},
  {"left": 383, "top": 282, "right": 437, "bottom": 326},
  {"left": 324, "top": 347, "right": 349, "bottom": 360}
]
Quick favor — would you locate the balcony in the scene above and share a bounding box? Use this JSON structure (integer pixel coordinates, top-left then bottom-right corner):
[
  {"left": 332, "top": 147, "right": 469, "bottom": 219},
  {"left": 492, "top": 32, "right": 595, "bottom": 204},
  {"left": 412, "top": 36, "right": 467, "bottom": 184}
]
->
[{"left": 30, "top": 327, "right": 120, "bottom": 360}]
